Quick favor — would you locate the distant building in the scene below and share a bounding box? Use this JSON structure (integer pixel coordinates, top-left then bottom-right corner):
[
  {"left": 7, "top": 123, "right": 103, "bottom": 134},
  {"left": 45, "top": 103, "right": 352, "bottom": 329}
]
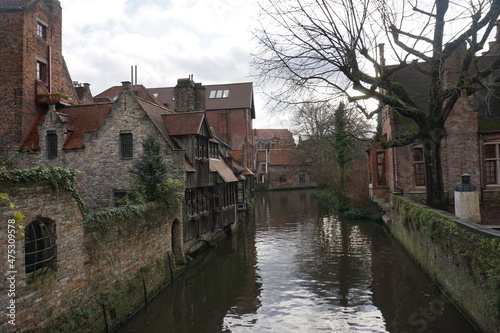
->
[{"left": 254, "top": 129, "right": 315, "bottom": 189}]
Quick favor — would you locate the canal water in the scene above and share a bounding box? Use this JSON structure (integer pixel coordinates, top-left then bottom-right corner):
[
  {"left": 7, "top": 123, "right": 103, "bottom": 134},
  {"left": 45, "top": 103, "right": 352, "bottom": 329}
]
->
[{"left": 116, "top": 190, "right": 479, "bottom": 333}]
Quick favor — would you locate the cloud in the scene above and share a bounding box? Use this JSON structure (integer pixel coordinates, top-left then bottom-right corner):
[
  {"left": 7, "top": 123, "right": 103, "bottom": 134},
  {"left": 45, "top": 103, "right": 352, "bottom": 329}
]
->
[{"left": 59, "top": 0, "right": 283, "bottom": 129}]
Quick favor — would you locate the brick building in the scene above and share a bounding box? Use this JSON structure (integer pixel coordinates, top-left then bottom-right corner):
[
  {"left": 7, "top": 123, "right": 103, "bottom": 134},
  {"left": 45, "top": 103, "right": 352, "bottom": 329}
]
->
[
  {"left": 368, "top": 33, "right": 500, "bottom": 208},
  {"left": 148, "top": 81, "right": 256, "bottom": 171},
  {"left": 254, "top": 129, "right": 315, "bottom": 189},
  {"left": 0, "top": 0, "right": 78, "bottom": 157}
]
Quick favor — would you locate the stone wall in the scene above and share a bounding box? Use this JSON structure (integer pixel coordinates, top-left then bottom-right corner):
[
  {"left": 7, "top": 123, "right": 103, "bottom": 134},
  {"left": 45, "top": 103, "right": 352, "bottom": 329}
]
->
[
  {"left": 0, "top": 178, "right": 183, "bottom": 332},
  {"left": 389, "top": 195, "right": 500, "bottom": 333},
  {"left": 20, "top": 86, "right": 185, "bottom": 211}
]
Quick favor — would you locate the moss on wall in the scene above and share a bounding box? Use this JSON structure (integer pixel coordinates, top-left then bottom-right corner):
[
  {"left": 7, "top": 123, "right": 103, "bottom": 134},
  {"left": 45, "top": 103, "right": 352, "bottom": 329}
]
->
[{"left": 391, "top": 195, "right": 500, "bottom": 333}]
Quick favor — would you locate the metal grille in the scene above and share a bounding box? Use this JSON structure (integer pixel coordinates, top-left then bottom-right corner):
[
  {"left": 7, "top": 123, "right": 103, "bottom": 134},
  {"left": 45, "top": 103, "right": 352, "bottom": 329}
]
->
[
  {"left": 25, "top": 220, "right": 56, "bottom": 275},
  {"left": 120, "top": 133, "right": 133, "bottom": 158}
]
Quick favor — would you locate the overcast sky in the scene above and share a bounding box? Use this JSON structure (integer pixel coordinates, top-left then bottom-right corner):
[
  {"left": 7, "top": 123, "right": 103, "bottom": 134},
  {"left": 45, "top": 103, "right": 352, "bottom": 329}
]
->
[{"left": 60, "top": 0, "right": 284, "bottom": 129}]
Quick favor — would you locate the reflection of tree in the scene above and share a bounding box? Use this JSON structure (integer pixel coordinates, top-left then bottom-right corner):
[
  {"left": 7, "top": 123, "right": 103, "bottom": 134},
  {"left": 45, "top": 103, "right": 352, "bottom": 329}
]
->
[{"left": 293, "top": 210, "right": 373, "bottom": 308}]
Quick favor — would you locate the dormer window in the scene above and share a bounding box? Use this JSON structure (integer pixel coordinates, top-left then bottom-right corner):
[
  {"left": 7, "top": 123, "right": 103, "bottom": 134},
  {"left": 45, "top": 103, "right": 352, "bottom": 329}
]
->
[
  {"left": 36, "top": 20, "right": 47, "bottom": 40},
  {"left": 209, "top": 89, "right": 229, "bottom": 99},
  {"left": 47, "top": 131, "right": 57, "bottom": 159}
]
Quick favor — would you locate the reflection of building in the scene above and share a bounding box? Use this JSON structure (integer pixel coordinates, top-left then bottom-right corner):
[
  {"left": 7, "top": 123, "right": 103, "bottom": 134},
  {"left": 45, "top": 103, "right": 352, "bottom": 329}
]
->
[
  {"left": 254, "top": 129, "right": 315, "bottom": 189},
  {"left": 368, "top": 30, "right": 500, "bottom": 207}
]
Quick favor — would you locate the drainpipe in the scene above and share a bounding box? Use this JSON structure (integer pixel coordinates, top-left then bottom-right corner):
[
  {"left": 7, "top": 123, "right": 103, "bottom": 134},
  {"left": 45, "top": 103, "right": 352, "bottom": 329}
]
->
[
  {"left": 479, "top": 133, "right": 484, "bottom": 203},
  {"left": 393, "top": 147, "right": 402, "bottom": 194}
]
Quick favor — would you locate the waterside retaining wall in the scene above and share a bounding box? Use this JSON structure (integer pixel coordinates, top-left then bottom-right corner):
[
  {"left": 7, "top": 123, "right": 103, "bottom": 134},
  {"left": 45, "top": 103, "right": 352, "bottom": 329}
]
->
[
  {"left": 0, "top": 179, "right": 184, "bottom": 332},
  {"left": 389, "top": 195, "right": 500, "bottom": 333}
]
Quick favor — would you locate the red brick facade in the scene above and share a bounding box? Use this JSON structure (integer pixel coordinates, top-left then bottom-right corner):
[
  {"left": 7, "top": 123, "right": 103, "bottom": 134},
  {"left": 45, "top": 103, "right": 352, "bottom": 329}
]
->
[{"left": 0, "top": 0, "right": 77, "bottom": 156}]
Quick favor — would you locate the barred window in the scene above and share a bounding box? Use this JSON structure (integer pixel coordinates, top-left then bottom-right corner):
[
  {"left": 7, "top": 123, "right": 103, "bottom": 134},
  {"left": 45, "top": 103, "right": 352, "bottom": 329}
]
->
[
  {"left": 120, "top": 133, "right": 133, "bottom": 158},
  {"left": 47, "top": 131, "right": 57, "bottom": 159},
  {"left": 25, "top": 219, "right": 57, "bottom": 275}
]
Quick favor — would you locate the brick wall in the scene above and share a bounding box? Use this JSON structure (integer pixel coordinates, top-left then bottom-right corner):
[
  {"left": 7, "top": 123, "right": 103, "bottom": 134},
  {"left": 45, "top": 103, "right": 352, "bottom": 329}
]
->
[
  {"left": 0, "top": 180, "right": 183, "bottom": 332},
  {"left": 0, "top": 0, "right": 78, "bottom": 155}
]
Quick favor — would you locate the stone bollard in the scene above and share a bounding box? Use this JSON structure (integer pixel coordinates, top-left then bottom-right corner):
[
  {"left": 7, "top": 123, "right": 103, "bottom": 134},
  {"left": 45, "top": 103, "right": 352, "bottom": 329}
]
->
[{"left": 454, "top": 191, "right": 481, "bottom": 223}]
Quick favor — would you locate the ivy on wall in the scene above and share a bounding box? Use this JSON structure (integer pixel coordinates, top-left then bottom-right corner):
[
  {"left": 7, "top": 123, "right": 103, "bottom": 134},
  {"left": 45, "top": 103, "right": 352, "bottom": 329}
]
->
[{"left": 393, "top": 195, "right": 500, "bottom": 318}]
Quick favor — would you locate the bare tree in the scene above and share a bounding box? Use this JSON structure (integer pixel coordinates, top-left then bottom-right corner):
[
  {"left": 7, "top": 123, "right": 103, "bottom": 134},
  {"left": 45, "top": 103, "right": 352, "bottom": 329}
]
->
[{"left": 252, "top": 0, "right": 500, "bottom": 209}]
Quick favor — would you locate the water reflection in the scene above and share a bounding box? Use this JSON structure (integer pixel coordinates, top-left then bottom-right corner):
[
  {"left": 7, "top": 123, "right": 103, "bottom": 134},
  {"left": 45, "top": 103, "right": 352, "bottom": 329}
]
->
[{"left": 116, "top": 190, "right": 479, "bottom": 333}]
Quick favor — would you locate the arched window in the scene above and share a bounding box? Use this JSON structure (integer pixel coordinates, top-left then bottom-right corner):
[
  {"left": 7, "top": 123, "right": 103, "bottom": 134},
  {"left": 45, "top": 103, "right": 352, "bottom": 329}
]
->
[{"left": 25, "top": 219, "right": 57, "bottom": 275}]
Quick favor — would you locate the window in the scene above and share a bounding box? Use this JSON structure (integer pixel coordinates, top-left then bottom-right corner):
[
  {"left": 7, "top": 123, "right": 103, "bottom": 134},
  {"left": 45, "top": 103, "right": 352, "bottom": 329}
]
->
[
  {"left": 279, "top": 175, "right": 287, "bottom": 183},
  {"left": 195, "top": 137, "right": 208, "bottom": 159},
  {"left": 25, "top": 219, "right": 56, "bottom": 275},
  {"left": 299, "top": 174, "right": 306, "bottom": 184},
  {"left": 37, "top": 60, "right": 47, "bottom": 82},
  {"left": 208, "top": 89, "right": 230, "bottom": 99},
  {"left": 414, "top": 147, "right": 426, "bottom": 186},
  {"left": 376, "top": 151, "right": 387, "bottom": 185},
  {"left": 210, "top": 142, "right": 218, "bottom": 158},
  {"left": 47, "top": 131, "right": 57, "bottom": 159},
  {"left": 485, "top": 143, "right": 499, "bottom": 184},
  {"left": 120, "top": 133, "right": 133, "bottom": 158},
  {"left": 261, "top": 163, "right": 266, "bottom": 172},
  {"left": 36, "top": 21, "right": 47, "bottom": 40},
  {"left": 114, "top": 191, "right": 136, "bottom": 206}
]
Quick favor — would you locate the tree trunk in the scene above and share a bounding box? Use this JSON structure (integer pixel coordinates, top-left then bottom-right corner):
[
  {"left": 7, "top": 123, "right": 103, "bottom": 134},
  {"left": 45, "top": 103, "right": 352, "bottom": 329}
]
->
[{"left": 423, "top": 130, "right": 447, "bottom": 210}]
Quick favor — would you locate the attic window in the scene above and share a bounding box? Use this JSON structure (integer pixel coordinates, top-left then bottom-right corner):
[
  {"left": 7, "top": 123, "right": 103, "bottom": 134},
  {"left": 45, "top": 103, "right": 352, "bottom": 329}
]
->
[
  {"left": 209, "top": 89, "right": 229, "bottom": 99},
  {"left": 36, "top": 20, "right": 47, "bottom": 40},
  {"left": 47, "top": 131, "right": 57, "bottom": 159}
]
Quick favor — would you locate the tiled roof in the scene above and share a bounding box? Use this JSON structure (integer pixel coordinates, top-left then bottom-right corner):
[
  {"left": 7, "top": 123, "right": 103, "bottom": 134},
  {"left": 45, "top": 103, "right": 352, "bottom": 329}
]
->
[
  {"left": 229, "top": 150, "right": 242, "bottom": 161},
  {"left": 254, "top": 129, "right": 294, "bottom": 141},
  {"left": 95, "top": 85, "right": 163, "bottom": 106},
  {"left": 62, "top": 103, "right": 113, "bottom": 149},
  {"left": 0, "top": 0, "right": 35, "bottom": 8},
  {"left": 209, "top": 158, "right": 238, "bottom": 182},
  {"left": 269, "top": 149, "right": 300, "bottom": 166},
  {"left": 148, "top": 82, "right": 255, "bottom": 116},
  {"left": 20, "top": 103, "right": 113, "bottom": 151},
  {"left": 162, "top": 111, "right": 205, "bottom": 136},
  {"left": 137, "top": 98, "right": 177, "bottom": 148}
]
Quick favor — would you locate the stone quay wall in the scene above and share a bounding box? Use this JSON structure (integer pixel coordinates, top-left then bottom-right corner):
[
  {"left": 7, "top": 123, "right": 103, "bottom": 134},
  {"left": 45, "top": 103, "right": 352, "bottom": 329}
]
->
[
  {"left": 0, "top": 179, "right": 183, "bottom": 332},
  {"left": 389, "top": 195, "right": 500, "bottom": 333}
]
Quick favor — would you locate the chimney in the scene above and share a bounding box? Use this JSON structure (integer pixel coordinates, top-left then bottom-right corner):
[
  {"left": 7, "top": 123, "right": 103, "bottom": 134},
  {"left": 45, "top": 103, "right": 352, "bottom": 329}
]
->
[
  {"left": 122, "top": 81, "right": 131, "bottom": 91},
  {"left": 174, "top": 75, "right": 205, "bottom": 112},
  {"left": 194, "top": 82, "right": 206, "bottom": 111}
]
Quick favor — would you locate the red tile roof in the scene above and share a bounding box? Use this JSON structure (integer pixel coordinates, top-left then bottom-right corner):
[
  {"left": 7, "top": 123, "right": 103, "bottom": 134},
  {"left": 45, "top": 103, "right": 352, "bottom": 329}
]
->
[
  {"left": 254, "top": 129, "right": 294, "bottom": 141},
  {"left": 62, "top": 103, "right": 113, "bottom": 149},
  {"left": 20, "top": 103, "right": 113, "bottom": 151},
  {"left": 269, "top": 149, "right": 300, "bottom": 166},
  {"left": 95, "top": 85, "right": 163, "bottom": 106},
  {"left": 162, "top": 112, "right": 205, "bottom": 136},
  {"left": 229, "top": 150, "right": 243, "bottom": 161}
]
